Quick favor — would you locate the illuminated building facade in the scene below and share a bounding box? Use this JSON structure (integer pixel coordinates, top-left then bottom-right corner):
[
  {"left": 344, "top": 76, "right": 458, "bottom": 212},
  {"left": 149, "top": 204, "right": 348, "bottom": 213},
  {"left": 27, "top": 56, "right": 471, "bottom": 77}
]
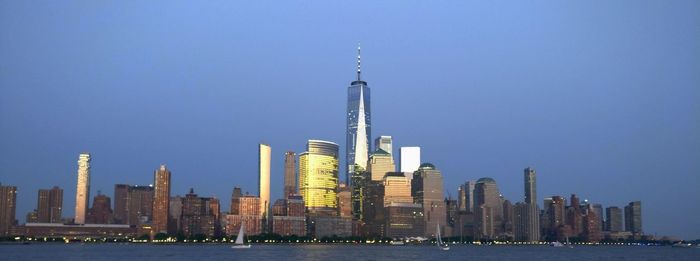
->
[
  {"left": 259, "top": 144, "right": 271, "bottom": 219},
  {"left": 74, "top": 153, "right": 91, "bottom": 224},
  {"left": 284, "top": 151, "right": 297, "bottom": 197},
  {"left": 346, "top": 45, "right": 371, "bottom": 183},
  {"left": 299, "top": 140, "right": 339, "bottom": 215},
  {"left": 153, "top": 164, "right": 171, "bottom": 234}
]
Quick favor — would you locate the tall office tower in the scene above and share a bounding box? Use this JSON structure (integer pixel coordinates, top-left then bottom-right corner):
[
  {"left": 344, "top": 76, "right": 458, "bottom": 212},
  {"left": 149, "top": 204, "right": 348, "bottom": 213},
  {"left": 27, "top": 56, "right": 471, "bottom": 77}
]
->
[
  {"left": 624, "top": 201, "right": 642, "bottom": 234},
  {"left": 37, "top": 189, "right": 50, "bottom": 223},
  {"left": 36, "top": 186, "right": 63, "bottom": 223},
  {"left": 459, "top": 181, "right": 476, "bottom": 213},
  {"left": 259, "top": 144, "right": 271, "bottom": 220},
  {"left": 513, "top": 202, "right": 529, "bottom": 241},
  {"left": 153, "top": 164, "right": 171, "bottom": 234},
  {"left": 169, "top": 196, "right": 184, "bottom": 234},
  {"left": 591, "top": 204, "right": 604, "bottom": 233},
  {"left": 566, "top": 194, "right": 583, "bottom": 236},
  {"left": 284, "top": 151, "right": 296, "bottom": 197},
  {"left": 474, "top": 177, "right": 503, "bottom": 239},
  {"left": 374, "top": 136, "right": 392, "bottom": 155},
  {"left": 0, "top": 184, "right": 17, "bottom": 236},
  {"left": 87, "top": 193, "right": 113, "bottom": 224},
  {"left": 113, "top": 184, "right": 129, "bottom": 224},
  {"left": 523, "top": 167, "right": 540, "bottom": 242},
  {"left": 299, "top": 140, "right": 340, "bottom": 215},
  {"left": 545, "top": 196, "right": 566, "bottom": 239},
  {"left": 346, "top": 45, "right": 371, "bottom": 183},
  {"left": 605, "top": 206, "right": 623, "bottom": 232},
  {"left": 127, "top": 185, "right": 154, "bottom": 225},
  {"left": 583, "top": 205, "right": 602, "bottom": 242},
  {"left": 411, "top": 163, "right": 445, "bottom": 237},
  {"left": 367, "top": 148, "right": 395, "bottom": 181},
  {"left": 399, "top": 147, "right": 421, "bottom": 174},
  {"left": 74, "top": 153, "right": 91, "bottom": 224}
]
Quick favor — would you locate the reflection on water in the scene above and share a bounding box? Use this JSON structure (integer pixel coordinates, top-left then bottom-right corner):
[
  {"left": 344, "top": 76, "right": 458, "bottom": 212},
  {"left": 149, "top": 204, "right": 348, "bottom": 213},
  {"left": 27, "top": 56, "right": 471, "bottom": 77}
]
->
[{"left": 2, "top": 244, "right": 699, "bottom": 261}]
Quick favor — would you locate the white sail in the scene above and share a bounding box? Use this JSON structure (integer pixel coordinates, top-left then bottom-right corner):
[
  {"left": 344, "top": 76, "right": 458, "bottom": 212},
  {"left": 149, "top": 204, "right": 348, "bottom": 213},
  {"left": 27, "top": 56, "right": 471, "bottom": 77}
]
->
[
  {"left": 235, "top": 222, "right": 245, "bottom": 245},
  {"left": 436, "top": 223, "right": 443, "bottom": 245}
]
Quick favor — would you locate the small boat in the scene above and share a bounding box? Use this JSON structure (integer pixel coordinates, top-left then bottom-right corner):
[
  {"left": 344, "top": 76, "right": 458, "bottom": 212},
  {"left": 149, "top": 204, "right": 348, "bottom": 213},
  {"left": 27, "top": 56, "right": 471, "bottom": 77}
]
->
[
  {"left": 231, "top": 222, "right": 251, "bottom": 249},
  {"left": 389, "top": 239, "right": 405, "bottom": 246},
  {"left": 436, "top": 223, "right": 450, "bottom": 251},
  {"left": 551, "top": 241, "right": 565, "bottom": 247},
  {"left": 565, "top": 236, "right": 574, "bottom": 248}
]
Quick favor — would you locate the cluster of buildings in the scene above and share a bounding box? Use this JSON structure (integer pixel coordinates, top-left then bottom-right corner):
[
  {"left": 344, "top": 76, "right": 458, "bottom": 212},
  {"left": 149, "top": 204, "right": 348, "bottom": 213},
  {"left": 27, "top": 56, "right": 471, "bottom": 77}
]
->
[{"left": 0, "top": 47, "right": 644, "bottom": 242}]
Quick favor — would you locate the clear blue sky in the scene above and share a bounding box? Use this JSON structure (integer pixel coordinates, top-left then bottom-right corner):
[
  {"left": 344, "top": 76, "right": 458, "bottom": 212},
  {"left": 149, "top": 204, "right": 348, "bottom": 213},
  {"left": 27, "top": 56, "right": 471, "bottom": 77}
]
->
[{"left": 1, "top": 1, "right": 698, "bottom": 239}]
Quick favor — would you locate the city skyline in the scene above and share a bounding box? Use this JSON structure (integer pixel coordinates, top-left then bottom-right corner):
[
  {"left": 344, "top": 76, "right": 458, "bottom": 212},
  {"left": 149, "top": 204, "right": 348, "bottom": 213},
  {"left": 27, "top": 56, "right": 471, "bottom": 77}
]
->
[{"left": 0, "top": 1, "right": 698, "bottom": 240}]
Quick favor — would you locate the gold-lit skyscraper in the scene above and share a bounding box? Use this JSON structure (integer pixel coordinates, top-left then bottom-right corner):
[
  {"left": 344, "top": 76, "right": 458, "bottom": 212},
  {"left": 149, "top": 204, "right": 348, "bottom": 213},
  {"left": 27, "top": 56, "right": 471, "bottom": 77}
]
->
[
  {"left": 259, "top": 144, "right": 271, "bottom": 218},
  {"left": 74, "top": 153, "right": 91, "bottom": 224},
  {"left": 367, "top": 148, "right": 395, "bottom": 181},
  {"left": 153, "top": 164, "right": 171, "bottom": 234},
  {"left": 299, "top": 140, "right": 339, "bottom": 215},
  {"left": 284, "top": 151, "right": 296, "bottom": 197}
]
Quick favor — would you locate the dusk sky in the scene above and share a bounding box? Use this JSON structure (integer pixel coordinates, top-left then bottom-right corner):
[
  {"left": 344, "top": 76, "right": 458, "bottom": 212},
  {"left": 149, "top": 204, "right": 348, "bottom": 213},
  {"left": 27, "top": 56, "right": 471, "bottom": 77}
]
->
[{"left": 1, "top": 1, "right": 698, "bottom": 239}]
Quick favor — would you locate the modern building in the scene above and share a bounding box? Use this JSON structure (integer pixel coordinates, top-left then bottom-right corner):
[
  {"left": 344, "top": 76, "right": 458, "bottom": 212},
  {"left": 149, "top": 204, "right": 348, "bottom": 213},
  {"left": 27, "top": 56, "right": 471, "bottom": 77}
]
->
[
  {"left": 412, "top": 163, "right": 445, "bottom": 237},
  {"left": 458, "top": 181, "right": 476, "bottom": 213},
  {"left": 74, "top": 153, "right": 91, "bottom": 224},
  {"left": 259, "top": 144, "right": 271, "bottom": 222},
  {"left": 583, "top": 205, "right": 602, "bottom": 242},
  {"left": 624, "top": 201, "right": 642, "bottom": 234},
  {"left": 284, "top": 151, "right": 296, "bottom": 197},
  {"left": 113, "top": 184, "right": 129, "bottom": 224},
  {"left": 474, "top": 177, "right": 503, "bottom": 239},
  {"left": 0, "top": 184, "right": 17, "bottom": 236},
  {"left": 605, "top": 206, "right": 623, "bottom": 232},
  {"left": 384, "top": 202, "right": 425, "bottom": 238},
  {"left": 299, "top": 140, "right": 339, "bottom": 215},
  {"left": 152, "top": 164, "right": 171, "bottom": 234},
  {"left": 37, "top": 186, "right": 63, "bottom": 223},
  {"left": 86, "top": 193, "right": 113, "bottom": 224},
  {"left": 544, "top": 196, "right": 566, "bottom": 240},
  {"left": 112, "top": 184, "right": 155, "bottom": 226},
  {"left": 566, "top": 194, "right": 583, "bottom": 237},
  {"left": 523, "top": 167, "right": 540, "bottom": 242},
  {"left": 346, "top": 45, "right": 371, "bottom": 183},
  {"left": 399, "top": 147, "right": 420, "bottom": 174},
  {"left": 374, "top": 136, "right": 392, "bottom": 155},
  {"left": 367, "top": 148, "right": 395, "bottom": 181},
  {"left": 169, "top": 196, "right": 184, "bottom": 234}
]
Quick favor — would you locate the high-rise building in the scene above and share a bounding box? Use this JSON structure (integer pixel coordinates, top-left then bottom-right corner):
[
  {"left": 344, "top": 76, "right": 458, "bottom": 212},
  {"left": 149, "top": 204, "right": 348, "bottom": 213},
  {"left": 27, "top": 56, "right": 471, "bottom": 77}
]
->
[
  {"left": 113, "top": 184, "right": 129, "bottom": 224},
  {"left": 350, "top": 165, "right": 368, "bottom": 221},
  {"left": 583, "top": 205, "right": 602, "bottom": 242},
  {"left": 283, "top": 151, "right": 296, "bottom": 197},
  {"left": 181, "top": 188, "right": 218, "bottom": 237},
  {"left": 299, "top": 140, "right": 339, "bottom": 215},
  {"left": 513, "top": 202, "right": 529, "bottom": 241},
  {"left": 544, "top": 196, "right": 566, "bottom": 240},
  {"left": 169, "top": 196, "right": 184, "bottom": 234},
  {"left": 337, "top": 183, "right": 353, "bottom": 218},
  {"left": 523, "top": 167, "right": 540, "bottom": 242},
  {"left": 346, "top": 45, "right": 371, "bottom": 183},
  {"left": 605, "top": 206, "right": 623, "bottom": 232},
  {"left": 458, "top": 181, "right": 476, "bottom": 213},
  {"left": 624, "top": 201, "right": 642, "bottom": 234},
  {"left": 125, "top": 185, "right": 154, "bottom": 225},
  {"left": 87, "top": 193, "right": 113, "bottom": 224},
  {"left": 399, "top": 147, "right": 420, "bottom": 174},
  {"left": 374, "top": 136, "right": 392, "bottom": 155},
  {"left": 74, "top": 153, "right": 91, "bottom": 224},
  {"left": 37, "top": 186, "right": 63, "bottom": 223},
  {"left": 0, "top": 184, "right": 17, "bottom": 236},
  {"left": 367, "top": 148, "right": 395, "bottom": 181},
  {"left": 412, "top": 163, "right": 445, "bottom": 237},
  {"left": 272, "top": 195, "right": 306, "bottom": 236},
  {"left": 566, "top": 194, "right": 583, "bottom": 237},
  {"left": 474, "top": 177, "right": 503, "bottom": 239},
  {"left": 153, "top": 164, "right": 171, "bottom": 234},
  {"left": 591, "top": 203, "right": 604, "bottom": 233},
  {"left": 259, "top": 144, "right": 271, "bottom": 220}
]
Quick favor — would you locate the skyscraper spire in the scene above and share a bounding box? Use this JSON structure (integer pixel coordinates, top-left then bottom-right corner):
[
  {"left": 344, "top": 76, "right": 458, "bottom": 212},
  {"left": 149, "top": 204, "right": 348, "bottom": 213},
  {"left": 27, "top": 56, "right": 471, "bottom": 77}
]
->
[{"left": 357, "top": 43, "right": 361, "bottom": 81}]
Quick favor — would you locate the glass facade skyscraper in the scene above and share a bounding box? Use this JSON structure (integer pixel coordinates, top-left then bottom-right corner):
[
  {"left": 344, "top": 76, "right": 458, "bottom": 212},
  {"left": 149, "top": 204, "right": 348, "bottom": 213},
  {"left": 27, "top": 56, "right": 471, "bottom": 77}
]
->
[
  {"left": 299, "top": 140, "right": 340, "bottom": 215},
  {"left": 346, "top": 45, "right": 371, "bottom": 184}
]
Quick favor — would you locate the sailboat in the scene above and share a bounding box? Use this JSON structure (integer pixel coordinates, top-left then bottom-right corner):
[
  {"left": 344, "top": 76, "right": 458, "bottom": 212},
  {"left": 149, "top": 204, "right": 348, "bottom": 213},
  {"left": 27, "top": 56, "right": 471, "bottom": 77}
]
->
[
  {"left": 565, "top": 235, "right": 573, "bottom": 248},
  {"left": 231, "top": 222, "right": 251, "bottom": 249},
  {"left": 436, "top": 223, "right": 450, "bottom": 251}
]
